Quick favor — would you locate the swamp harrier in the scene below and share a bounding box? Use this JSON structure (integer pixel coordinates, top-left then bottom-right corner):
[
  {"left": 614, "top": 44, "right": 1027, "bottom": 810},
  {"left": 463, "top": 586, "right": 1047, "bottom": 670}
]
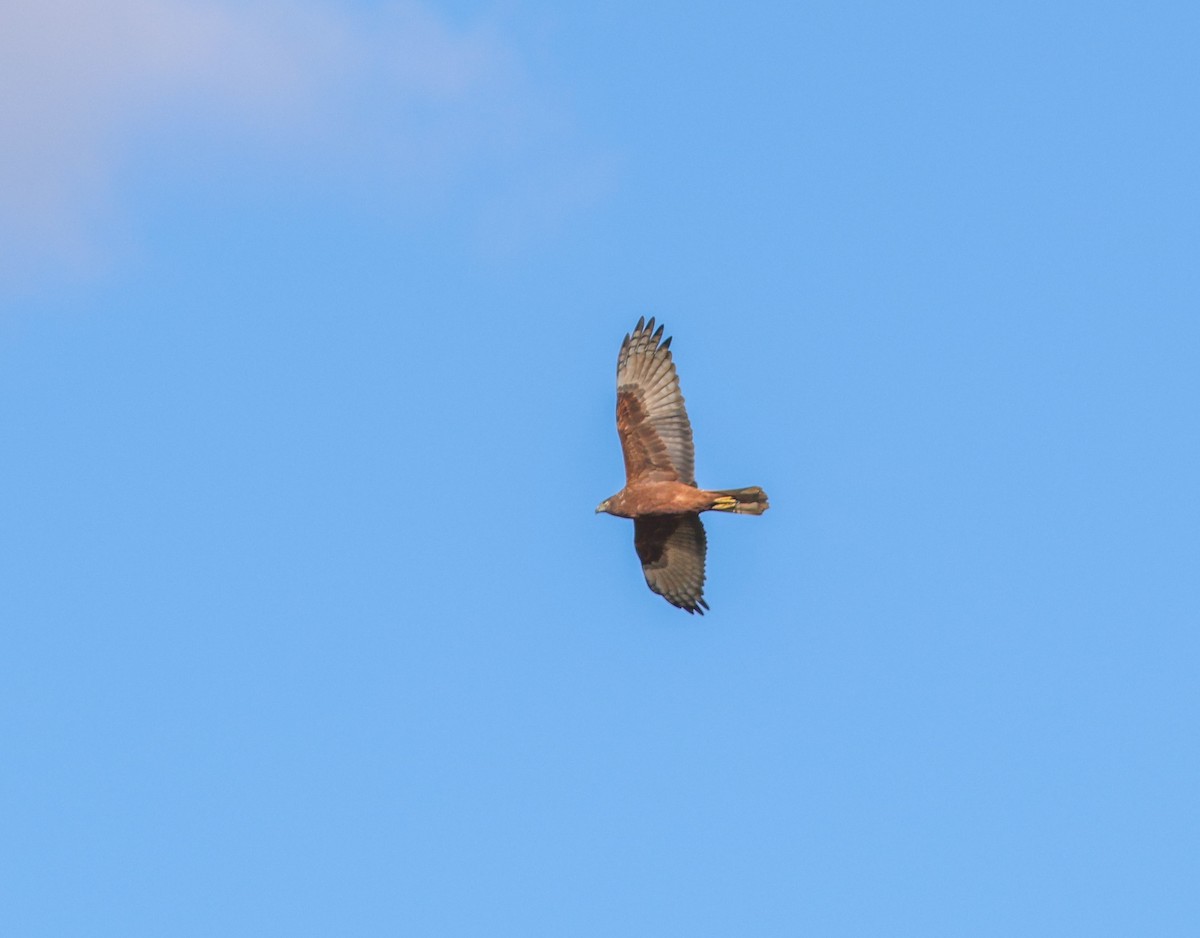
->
[{"left": 596, "top": 318, "right": 769, "bottom": 613}]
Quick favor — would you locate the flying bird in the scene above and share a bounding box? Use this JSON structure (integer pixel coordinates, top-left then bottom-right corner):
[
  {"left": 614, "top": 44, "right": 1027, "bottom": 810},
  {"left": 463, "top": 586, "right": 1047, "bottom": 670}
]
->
[{"left": 596, "top": 317, "right": 769, "bottom": 613}]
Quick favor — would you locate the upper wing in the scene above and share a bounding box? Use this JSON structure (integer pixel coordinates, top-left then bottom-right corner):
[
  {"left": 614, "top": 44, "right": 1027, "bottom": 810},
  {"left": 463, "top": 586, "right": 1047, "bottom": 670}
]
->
[
  {"left": 616, "top": 317, "right": 695, "bottom": 485},
  {"left": 634, "top": 514, "right": 709, "bottom": 614}
]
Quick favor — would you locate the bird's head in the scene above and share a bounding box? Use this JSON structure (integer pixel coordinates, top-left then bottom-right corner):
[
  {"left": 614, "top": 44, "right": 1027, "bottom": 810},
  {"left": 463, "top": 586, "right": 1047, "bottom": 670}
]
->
[{"left": 595, "top": 498, "right": 612, "bottom": 515}]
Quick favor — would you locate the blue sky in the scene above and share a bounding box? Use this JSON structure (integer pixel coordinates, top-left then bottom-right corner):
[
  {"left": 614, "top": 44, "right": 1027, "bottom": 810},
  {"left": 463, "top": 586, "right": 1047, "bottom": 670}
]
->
[{"left": 2, "top": 1, "right": 1198, "bottom": 934}]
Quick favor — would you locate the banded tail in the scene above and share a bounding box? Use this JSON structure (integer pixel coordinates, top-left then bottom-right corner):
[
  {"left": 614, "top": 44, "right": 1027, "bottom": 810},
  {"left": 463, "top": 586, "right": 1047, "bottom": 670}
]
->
[{"left": 707, "top": 486, "right": 770, "bottom": 515}]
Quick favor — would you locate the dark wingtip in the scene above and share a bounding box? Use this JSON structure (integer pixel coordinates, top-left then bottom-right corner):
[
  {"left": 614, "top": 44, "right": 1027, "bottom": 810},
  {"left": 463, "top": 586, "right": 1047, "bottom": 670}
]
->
[
  {"left": 661, "top": 336, "right": 672, "bottom": 351},
  {"left": 635, "top": 315, "right": 645, "bottom": 333},
  {"left": 652, "top": 322, "right": 665, "bottom": 344},
  {"left": 675, "top": 597, "right": 707, "bottom": 615},
  {"left": 645, "top": 316, "right": 655, "bottom": 335}
]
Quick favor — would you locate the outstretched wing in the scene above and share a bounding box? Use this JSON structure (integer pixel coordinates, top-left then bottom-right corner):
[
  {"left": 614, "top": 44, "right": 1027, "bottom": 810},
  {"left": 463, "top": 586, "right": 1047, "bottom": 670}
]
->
[
  {"left": 634, "top": 515, "right": 709, "bottom": 614},
  {"left": 616, "top": 317, "right": 695, "bottom": 485}
]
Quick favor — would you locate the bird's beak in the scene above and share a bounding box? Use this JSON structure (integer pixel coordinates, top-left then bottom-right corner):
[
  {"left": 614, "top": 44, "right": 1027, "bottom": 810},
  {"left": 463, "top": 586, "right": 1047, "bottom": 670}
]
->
[{"left": 595, "top": 503, "right": 605, "bottom": 514}]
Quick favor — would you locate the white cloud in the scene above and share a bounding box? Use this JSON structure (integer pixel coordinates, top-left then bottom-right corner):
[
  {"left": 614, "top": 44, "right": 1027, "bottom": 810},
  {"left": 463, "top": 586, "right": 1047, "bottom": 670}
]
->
[{"left": 0, "top": 0, "right": 573, "bottom": 280}]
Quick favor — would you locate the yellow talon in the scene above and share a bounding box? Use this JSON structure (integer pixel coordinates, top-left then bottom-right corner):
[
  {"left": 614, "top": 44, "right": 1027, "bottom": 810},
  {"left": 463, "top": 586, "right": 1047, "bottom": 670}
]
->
[{"left": 713, "top": 496, "right": 737, "bottom": 510}]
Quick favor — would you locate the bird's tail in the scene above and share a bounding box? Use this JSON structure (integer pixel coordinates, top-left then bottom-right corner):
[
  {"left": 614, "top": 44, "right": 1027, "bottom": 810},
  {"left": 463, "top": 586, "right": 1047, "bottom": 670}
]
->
[{"left": 707, "top": 486, "right": 770, "bottom": 515}]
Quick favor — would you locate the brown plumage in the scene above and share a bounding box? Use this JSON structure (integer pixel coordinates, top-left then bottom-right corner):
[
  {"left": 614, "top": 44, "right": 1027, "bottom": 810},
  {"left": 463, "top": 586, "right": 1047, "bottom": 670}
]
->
[{"left": 596, "top": 317, "right": 769, "bottom": 613}]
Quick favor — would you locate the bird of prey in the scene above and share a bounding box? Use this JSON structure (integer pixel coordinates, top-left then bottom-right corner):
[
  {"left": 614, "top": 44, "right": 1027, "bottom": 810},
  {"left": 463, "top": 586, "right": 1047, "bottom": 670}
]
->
[{"left": 596, "top": 317, "right": 769, "bottom": 613}]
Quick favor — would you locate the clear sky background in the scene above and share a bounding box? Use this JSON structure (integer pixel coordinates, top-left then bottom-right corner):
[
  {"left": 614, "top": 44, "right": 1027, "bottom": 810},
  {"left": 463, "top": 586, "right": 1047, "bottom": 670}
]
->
[{"left": 2, "top": 1, "right": 1198, "bottom": 934}]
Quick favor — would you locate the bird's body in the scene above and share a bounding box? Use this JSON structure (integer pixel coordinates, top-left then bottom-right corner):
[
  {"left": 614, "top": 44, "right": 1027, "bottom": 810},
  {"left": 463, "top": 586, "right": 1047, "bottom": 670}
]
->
[
  {"left": 596, "top": 317, "right": 769, "bottom": 613},
  {"left": 598, "top": 481, "right": 714, "bottom": 518}
]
